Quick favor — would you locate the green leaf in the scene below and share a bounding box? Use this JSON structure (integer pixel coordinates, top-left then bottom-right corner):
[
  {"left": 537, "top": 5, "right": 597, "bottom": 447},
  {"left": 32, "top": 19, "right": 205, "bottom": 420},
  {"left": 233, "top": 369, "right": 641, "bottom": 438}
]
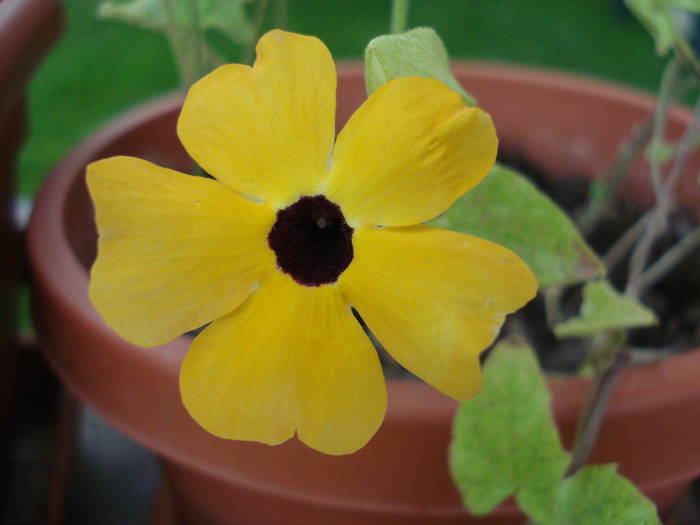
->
[
  {"left": 98, "top": 0, "right": 254, "bottom": 45},
  {"left": 661, "top": 0, "right": 700, "bottom": 12},
  {"left": 625, "top": 0, "right": 700, "bottom": 57},
  {"left": 645, "top": 139, "right": 675, "bottom": 164},
  {"left": 626, "top": 0, "right": 677, "bottom": 55},
  {"left": 556, "top": 465, "right": 661, "bottom": 525},
  {"left": 430, "top": 165, "right": 605, "bottom": 288},
  {"left": 449, "top": 338, "right": 568, "bottom": 523},
  {"left": 364, "top": 27, "right": 476, "bottom": 106},
  {"left": 554, "top": 281, "right": 657, "bottom": 338}
]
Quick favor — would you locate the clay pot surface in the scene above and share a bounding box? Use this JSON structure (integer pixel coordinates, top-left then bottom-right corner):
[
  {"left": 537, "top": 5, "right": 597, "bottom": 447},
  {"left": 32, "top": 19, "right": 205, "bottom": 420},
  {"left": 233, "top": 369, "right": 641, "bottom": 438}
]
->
[
  {"left": 1, "top": 0, "right": 63, "bottom": 480},
  {"left": 28, "top": 63, "right": 700, "bottom": 525}
]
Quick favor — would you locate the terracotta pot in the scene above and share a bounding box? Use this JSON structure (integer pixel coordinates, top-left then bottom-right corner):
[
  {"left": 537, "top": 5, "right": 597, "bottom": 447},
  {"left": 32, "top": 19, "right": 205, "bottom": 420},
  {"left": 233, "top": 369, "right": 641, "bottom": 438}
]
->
[
  {"left": 0, "top": 0, "right": 63, "bottom": 491},
  {"left": 28, "top": 63, "right": 700, "bottom": 525}
]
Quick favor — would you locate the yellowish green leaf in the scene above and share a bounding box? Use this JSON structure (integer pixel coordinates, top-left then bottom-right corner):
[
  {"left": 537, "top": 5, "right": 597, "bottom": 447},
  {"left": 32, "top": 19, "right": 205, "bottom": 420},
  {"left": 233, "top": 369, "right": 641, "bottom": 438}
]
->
[
  {"left": 625, "top": 0, "right": 700, "bottom": 59},
  {"left": 98, "top": 0, "right": 254, "bottom": 45},
  {"left": 431, "top": 165, "right": 605, "bottom": 288},
  {"left": 364, "top": 27, "right": 476, "bottom": 106},
  {"left": 554, "top": 281, "right": 657, "bottom": 338},
  {"left": 449, "top": 338, "right": 568, "bottom": 523},
  {"left": 556, "top": 465, "right": 661, "bottom": 525},
  {"left": 645, "top": 139, "right": 675, "bottom": 164}
]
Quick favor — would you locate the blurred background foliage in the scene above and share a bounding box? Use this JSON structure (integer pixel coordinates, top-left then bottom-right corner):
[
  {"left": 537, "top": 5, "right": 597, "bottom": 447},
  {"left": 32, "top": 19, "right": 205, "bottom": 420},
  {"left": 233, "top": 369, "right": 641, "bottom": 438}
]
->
[{"left": 19, "top": 0, "right": 664, "bottom": 196}]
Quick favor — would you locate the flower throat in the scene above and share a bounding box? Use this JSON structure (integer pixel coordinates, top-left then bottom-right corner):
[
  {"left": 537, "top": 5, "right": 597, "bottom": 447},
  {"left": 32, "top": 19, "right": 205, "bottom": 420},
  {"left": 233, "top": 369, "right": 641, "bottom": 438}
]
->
[{"left": 268, "top": 195, "right": 353, "bottom": 286}]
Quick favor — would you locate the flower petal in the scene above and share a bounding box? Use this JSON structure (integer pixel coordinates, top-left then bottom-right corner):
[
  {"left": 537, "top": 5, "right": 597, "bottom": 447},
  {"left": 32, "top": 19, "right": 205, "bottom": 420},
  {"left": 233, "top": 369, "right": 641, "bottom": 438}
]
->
[
  {"left": 177, "top": 30, "right": 336, "bottom": 208},
  {"left": 87, "top": 156, "right": 276, "bottom": 347},
  {"left": 179, "top": 271, "right": 387, "bottom": 455},
  {"left": 323, "top": 76, "right": 497, "bottom": 227},
  {"left": 339, "top": 225, "right": 537, "bottom": 400}
]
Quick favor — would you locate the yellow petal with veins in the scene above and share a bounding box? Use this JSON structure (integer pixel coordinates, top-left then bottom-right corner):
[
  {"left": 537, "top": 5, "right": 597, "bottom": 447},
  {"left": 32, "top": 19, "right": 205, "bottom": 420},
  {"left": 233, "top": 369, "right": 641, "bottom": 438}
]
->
[
  {"left": 88, "top": 156, "right": 275, "bottom": 347},
  {"left": 323, "top": 76, "right": 497, "bottom": 227},
  {"left": 177, "top": 30, "right": 336, "bottom": 209},
  {"left": 339, "top": 225, "right": 537, "bottom": 400},
  {"left": 180, "top": 271, "right": 387, "bottom": 455}
]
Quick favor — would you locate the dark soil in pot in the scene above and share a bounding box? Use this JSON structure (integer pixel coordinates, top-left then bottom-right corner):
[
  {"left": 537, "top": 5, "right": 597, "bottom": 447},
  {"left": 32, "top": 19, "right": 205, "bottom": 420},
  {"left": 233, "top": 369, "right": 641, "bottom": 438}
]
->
[{"left": 498, "top": 152, "right": 700, "bottom": 374}]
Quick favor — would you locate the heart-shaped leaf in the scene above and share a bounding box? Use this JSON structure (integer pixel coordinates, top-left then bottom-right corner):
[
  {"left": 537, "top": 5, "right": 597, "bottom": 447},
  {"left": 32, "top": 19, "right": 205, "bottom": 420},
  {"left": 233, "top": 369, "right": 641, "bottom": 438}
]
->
[
  {"left": 554, "top": 280, "right": 656, "bottom": 338},
  {"left": 98, "top": 0, "right": 254, "bottom": 45},
  {"left": 556, "top": 465, "right": 661, "bottom": 525},
  {"left": 431, "top": 165, "right": 605, "bottom": 288},
  {"left": 625, "top": 0, "right": 700, "bottom": 59},
  {"left": 449, "top": 338, "right": 568, "bottom": 523},
  {"left": 364, "top": 27, "right": 476, "bottom": 105}
]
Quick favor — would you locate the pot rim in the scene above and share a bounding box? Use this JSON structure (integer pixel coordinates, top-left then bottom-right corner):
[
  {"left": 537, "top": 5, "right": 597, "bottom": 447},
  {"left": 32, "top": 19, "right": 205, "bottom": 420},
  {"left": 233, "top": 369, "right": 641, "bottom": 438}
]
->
[{"left": 27, "top": 61, "right": 700, "bottom": 515}]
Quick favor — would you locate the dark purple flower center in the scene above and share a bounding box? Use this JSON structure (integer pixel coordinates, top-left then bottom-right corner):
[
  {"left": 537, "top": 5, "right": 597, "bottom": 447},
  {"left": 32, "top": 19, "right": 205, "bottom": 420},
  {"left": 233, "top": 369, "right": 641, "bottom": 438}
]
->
[{"left": 268, "top": 195, "right": 353, "bottom": 286}]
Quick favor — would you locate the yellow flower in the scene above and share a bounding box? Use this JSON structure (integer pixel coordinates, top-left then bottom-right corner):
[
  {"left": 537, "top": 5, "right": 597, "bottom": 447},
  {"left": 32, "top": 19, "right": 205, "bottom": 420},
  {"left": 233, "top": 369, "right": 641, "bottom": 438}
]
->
[{"left": 87, "top": 30, "right": 537, "bottom": 455}]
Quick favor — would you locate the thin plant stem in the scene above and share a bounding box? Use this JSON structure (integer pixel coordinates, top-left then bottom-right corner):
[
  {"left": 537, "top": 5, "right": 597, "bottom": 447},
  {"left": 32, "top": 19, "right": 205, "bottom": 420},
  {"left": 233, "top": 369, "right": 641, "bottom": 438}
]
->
[
  {"left": 163, "top": 0, "right": 191, "bottom": 87},
  {"left": 637, "top": 225, "right": 700, "bottom": 294},
  {"left": 162, "top": 0, "right": 206, "bottom": 88},
  {"left": 275, "top": 0, "right": 288, "bottom": 29},
  {"left": 649, "top": 59, "right": 682, "bottom": 194},
  {"left": 189, "top": 0, "right": 207, "bottom": 80},
  {"left": 629, "top": 348, "right": 673, "bottom": 365},
  {"left": 626, "top": 95, "right": 700, "bottom": 298},
  {"left": 563, "top": 61, "right": 700, "bottom": 487},
  {"left": 565, "top": 347, "right": 631, "bottom": 477},
  {"left": 390, "top": 0, "right": 410, "bottom": 34},
  {"left": 675, "top": 39, "right": 700, "bottom": 80},
  {"left": 243, "top": 0, "right": 270, "bottom": 65},
  {"left": 577, "top": 116, "right": 653, "bottom": 235},
  {"left": 544, "top": 286, "right": 563, "bottom": 326},
  {"left": 597, "top": 64, "right": 697, "bottom": 270},
  {"left": 603, "top": 211, "right": 651, "bottom": 270}
]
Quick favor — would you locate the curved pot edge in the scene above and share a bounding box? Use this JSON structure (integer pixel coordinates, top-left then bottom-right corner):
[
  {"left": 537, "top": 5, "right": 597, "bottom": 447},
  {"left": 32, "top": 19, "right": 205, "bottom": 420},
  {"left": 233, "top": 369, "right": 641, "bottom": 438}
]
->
[{"left": 27, "top": 62, "right": 700, "bottom": 518}]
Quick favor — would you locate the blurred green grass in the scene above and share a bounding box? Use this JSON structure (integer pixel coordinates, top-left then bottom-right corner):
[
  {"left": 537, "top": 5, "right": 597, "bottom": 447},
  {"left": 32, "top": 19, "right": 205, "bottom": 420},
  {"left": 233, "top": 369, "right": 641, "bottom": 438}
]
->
[{"left": 18, "top": 0, "right": 663, "bottom": 196}]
